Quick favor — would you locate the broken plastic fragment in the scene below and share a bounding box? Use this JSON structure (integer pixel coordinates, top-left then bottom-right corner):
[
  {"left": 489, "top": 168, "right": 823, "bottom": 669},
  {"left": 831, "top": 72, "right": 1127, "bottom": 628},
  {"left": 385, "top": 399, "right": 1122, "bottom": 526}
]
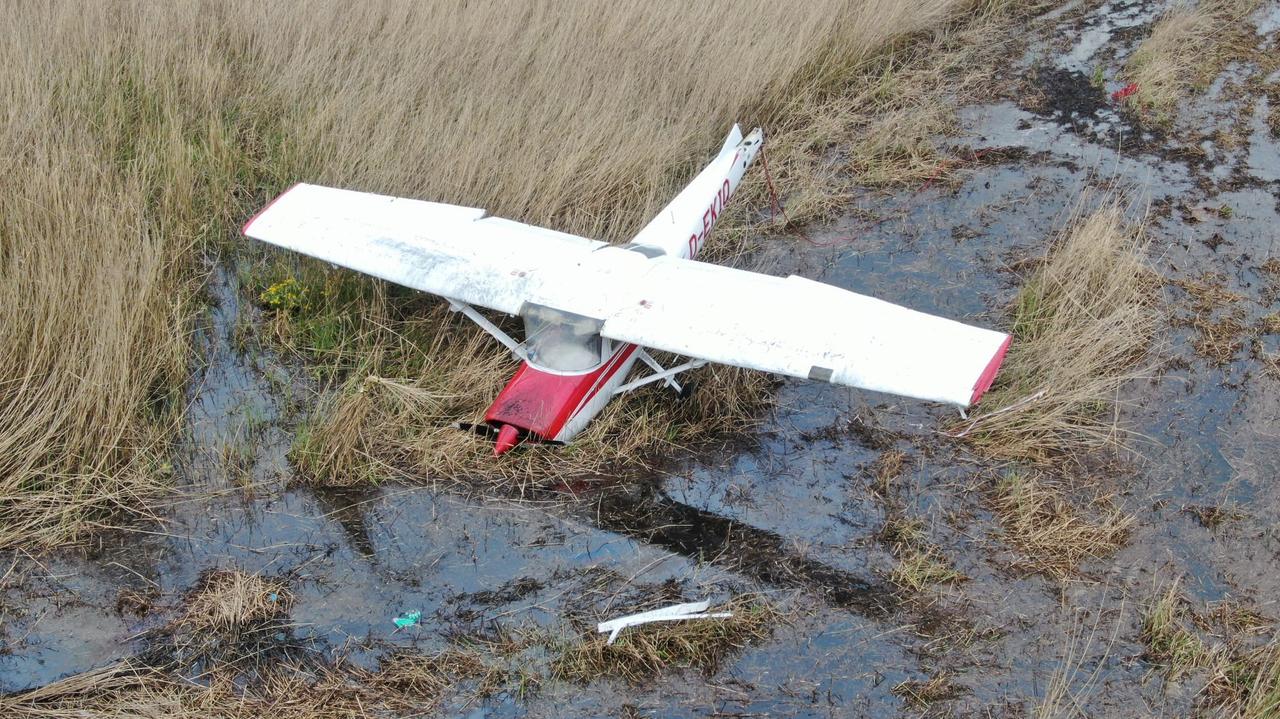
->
[
  {"left": 393, "top": 610, "right": 421, "bottom": 628},
  {"left": 596, "top": 600, "right": 733, "bottom": 645},
  {"left": 1111, "top": 82, "right": 1139, "bottom": 102}
]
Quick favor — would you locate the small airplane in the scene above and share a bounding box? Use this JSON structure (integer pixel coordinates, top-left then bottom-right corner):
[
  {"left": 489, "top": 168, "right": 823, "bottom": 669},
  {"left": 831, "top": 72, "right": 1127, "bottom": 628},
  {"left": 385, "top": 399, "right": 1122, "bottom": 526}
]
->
[{"left": 242, "top": 126, "right": 1010, "bottom": 456}]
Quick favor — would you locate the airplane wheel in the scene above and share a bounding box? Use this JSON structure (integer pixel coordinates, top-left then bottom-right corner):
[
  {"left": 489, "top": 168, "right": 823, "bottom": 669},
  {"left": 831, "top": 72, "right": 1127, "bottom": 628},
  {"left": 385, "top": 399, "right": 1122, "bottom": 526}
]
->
[{"left": 678, "top": 381, "right": 696, "bottom": 400}]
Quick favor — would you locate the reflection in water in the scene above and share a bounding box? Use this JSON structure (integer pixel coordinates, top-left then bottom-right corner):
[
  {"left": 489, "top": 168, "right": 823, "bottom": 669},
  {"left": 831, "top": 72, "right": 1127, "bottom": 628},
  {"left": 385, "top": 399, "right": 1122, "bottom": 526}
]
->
[
  {"left": 589, "top": 483, "right": 896, "bottom": 616},
  {"left": 311, "top": 486, "right": 379, "bottom": 559}
]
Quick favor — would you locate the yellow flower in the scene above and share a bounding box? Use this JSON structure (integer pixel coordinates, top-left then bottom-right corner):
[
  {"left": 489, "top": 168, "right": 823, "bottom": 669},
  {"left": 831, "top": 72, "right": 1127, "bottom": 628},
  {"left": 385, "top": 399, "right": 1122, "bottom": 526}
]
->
[{"left": 260, "top": 278, "right": 309, "bottom": 311}]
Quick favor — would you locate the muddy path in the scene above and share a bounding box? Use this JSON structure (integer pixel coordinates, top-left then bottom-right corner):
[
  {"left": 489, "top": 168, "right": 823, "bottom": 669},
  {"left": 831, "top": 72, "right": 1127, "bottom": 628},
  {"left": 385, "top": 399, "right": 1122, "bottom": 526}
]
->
[{"left": 3, "top": 1, "right": 1280, "bottom": 716}]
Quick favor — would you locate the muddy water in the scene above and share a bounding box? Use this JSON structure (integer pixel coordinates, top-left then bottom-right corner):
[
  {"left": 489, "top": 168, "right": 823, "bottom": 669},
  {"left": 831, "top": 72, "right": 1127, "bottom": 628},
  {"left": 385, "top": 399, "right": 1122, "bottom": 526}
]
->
[{"left": 3, "top": 1, "right": 1279, "bottom": 715}]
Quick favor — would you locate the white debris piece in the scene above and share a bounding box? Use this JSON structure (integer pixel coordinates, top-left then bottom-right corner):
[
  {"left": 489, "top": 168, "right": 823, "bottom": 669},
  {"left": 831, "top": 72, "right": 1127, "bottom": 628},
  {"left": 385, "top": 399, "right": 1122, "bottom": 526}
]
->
[{"left": 596, "top": 600, "right": 734, "bottom": 645}]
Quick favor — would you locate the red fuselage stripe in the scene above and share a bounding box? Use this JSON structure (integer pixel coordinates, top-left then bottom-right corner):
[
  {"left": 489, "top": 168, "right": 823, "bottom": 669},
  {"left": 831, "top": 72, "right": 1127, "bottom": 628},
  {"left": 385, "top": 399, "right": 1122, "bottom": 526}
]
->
[
  {"left": 567, "top": 344, "right": 637, "bottom": 420},
  {"left": 484, "top": 343, "right": 637, "bottom": 440}
]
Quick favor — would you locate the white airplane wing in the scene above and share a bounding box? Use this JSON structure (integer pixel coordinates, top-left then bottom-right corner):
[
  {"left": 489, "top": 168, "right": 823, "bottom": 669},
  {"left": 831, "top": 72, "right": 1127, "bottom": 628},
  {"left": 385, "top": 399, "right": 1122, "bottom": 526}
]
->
[
  {"left": 242, "top": 183, "right": 605, "bottom": 315},
  {"left": 594, "top": 257, "right": 1011, "bottom": 407},
  {"left": 243, "top": 127, "right": 1008, "bottom": 408}
]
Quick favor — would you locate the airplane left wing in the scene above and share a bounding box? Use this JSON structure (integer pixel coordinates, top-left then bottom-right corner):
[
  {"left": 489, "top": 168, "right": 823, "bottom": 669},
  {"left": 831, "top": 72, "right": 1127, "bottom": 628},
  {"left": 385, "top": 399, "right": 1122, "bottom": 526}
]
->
[{"left": 242, "top": 183, "right": 605, "bottom": 315}]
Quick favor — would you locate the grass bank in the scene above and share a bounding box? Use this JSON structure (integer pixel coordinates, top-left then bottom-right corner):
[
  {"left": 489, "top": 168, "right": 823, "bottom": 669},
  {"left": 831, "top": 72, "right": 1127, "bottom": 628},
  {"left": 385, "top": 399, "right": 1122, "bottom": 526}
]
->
[{"left": 1125, "top": 0, "right": 1268, "bottom": 121}]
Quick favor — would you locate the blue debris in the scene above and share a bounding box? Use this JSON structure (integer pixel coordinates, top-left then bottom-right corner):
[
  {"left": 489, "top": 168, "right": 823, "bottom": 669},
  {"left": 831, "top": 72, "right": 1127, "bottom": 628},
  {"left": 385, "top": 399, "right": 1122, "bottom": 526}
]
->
[{"left": 393, "top": 610, "right": 422, "bottom": 629}]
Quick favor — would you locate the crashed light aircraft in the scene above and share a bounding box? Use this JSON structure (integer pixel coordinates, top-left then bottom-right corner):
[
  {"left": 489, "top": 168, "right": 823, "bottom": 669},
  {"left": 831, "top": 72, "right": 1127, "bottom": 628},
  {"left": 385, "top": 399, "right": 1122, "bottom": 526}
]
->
[{"left": 242, "top": 126, "right": 1010, "bottom": 456}]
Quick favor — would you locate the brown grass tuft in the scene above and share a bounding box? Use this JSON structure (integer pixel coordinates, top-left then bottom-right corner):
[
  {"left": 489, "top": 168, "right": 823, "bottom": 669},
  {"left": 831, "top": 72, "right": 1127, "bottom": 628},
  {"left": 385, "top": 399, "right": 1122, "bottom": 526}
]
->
[
  {"left": 893, "top": 671, "right": 965, "bottom": 707},
  {"left": 959, "top": 202, "right": 1158, "bottom": 462},
  {"left": 370, "top": 649, "right": 507, "bottom": 707},
  {"left": 1259, "top": 313, "right": 1280, "bottom": 335},
  {"left": 888, "top": 546, "right": 965, "bottom": 593},
  {"left": 990, "top": 472, "right": 1132, "bottom": 577},
  {"left": 878, "top": 514, "right": 928, "bottom": 547},
  {"left": 179, "top": 569, "right": 291, "bottom": 635},
  {"left": 552, "top": 596, "right": 776, "bottom": 684},
  {"left": 167, "top": 569, "right": 292, "bottom": 678},
  {"left": 1125, "top": 0, "right": 1268, "bottom": 120},
  {"left": 870, "top": 449, "right": 910, "bottom": 496}
]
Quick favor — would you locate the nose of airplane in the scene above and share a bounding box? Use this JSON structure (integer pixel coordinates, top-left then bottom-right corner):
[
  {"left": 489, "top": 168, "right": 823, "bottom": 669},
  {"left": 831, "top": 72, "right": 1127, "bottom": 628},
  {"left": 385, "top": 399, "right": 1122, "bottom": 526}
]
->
[{"left": 493, "top": 423, "right": 521, "bottom": 457}]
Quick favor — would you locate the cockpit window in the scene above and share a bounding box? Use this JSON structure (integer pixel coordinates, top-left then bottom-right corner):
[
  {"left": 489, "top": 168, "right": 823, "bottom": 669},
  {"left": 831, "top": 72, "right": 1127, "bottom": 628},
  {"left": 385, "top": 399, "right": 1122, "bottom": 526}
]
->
[{"left": 522, "top": 304, "right": 604, "bottom": 372}]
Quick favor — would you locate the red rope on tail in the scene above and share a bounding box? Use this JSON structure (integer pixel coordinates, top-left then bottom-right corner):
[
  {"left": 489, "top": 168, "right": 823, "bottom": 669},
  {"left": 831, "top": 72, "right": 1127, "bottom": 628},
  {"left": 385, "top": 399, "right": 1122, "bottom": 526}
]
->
[{"left": 759, "top": 144, "right": 855, "bottom": 248}]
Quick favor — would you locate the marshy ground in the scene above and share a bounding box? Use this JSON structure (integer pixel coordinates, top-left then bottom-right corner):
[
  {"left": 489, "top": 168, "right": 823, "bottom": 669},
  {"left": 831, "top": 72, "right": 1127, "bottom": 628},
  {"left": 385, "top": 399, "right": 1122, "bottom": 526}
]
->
[{"left": 3, "top": 0, "right": 1280, "bottom": 717}]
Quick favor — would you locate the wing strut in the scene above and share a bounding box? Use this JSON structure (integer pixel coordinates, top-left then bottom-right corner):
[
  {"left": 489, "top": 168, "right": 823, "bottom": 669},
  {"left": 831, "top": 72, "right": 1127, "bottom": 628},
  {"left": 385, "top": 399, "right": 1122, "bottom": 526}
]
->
[
  {"left": 614, "top": 351, "right": 707, "bottom": 396},
  {"left": 447, "top": 300, "right": 528, "bottom": 363}
]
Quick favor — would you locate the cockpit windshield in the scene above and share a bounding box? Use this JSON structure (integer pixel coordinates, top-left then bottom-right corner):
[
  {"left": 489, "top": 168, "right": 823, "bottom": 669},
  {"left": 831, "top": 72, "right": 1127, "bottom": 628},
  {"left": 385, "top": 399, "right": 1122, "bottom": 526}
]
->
[{"left": 522, "top": 304, "right": 604, "bottom": 372}]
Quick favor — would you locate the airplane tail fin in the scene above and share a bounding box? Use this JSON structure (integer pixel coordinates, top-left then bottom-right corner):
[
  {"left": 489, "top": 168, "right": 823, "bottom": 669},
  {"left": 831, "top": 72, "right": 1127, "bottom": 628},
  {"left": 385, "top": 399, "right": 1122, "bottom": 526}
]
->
[
  {"left": 719, "top": 124, "right": 744, "bottom": 154},
  {"left": 627, "top": 125, "right": 763, "bottom": 260}
]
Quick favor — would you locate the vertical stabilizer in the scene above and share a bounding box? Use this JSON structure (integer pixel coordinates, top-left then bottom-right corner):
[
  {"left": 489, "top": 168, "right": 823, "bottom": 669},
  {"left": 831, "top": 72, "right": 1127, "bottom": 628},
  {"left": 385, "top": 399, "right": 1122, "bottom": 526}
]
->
[{"left": 627, "top": 125, "right": 763, "bottom": 260}]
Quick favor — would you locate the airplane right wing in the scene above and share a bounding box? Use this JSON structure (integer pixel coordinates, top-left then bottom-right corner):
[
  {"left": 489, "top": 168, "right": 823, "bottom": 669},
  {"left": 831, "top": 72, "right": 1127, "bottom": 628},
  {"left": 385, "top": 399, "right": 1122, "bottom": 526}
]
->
[{"left": 592, "top": 257, "right": 1011, "bottom": 408}]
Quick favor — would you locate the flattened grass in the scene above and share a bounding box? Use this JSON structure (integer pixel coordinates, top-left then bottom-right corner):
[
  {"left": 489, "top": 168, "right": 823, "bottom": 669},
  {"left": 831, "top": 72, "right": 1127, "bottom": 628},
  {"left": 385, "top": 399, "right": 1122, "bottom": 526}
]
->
[
  {"left": 0, "top": 651, "right": 512, "bottom": 719},
  {"left": 990, "top": 472, "right": 1132, "bottom": 577}
]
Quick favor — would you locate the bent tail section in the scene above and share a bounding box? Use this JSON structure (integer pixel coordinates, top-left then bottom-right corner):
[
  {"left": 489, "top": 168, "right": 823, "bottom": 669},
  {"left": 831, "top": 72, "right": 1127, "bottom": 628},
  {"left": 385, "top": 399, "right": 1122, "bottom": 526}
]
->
[{"left": 627, "top": 125, "right": 763, "bottom": 260}]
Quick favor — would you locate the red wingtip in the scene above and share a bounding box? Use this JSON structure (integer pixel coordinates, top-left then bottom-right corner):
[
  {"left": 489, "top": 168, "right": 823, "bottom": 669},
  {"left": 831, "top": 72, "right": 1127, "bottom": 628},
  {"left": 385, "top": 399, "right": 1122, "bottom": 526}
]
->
[
  {"left": 493, "top": 423, "right": 521, "bottom": 457},
  {"left": 970, "top": 335, "right": 1012, "bottom": 406},
  {"left": 241, "top": 182, "right": 302, "bottom": 236}
]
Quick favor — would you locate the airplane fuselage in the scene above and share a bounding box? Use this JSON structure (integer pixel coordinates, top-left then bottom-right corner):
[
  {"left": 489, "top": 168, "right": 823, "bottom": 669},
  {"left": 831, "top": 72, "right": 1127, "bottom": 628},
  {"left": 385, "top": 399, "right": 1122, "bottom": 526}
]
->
[
  {"left": 484, "top": 342, "right": 641, "bottom": 452},
  {"left": 483, "top": 133, "right": 763, "bottom": 454}
]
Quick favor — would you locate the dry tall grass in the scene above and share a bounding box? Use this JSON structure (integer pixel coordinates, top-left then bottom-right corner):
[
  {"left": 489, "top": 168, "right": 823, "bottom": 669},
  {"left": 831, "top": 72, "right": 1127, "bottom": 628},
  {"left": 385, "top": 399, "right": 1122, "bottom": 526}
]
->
[
  {"left": 1033, "top": 603, "right": 1123, "bottom": 719},
  {"left": 958, "top": 202, "right": 1158, "bottom": 462},
  {"left": 3, "top": 0, "right": 1027, "bottom": 546},
  {"left": 1125, "top": 0, "right": 1267, "bottom": 119}
]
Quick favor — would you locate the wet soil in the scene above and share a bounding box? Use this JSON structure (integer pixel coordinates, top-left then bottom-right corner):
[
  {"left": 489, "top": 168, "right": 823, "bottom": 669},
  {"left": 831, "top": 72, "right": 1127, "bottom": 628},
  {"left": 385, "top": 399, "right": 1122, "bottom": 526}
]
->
[{"left": 3, "top": 1, "right": 1279, "bottom": 716}]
